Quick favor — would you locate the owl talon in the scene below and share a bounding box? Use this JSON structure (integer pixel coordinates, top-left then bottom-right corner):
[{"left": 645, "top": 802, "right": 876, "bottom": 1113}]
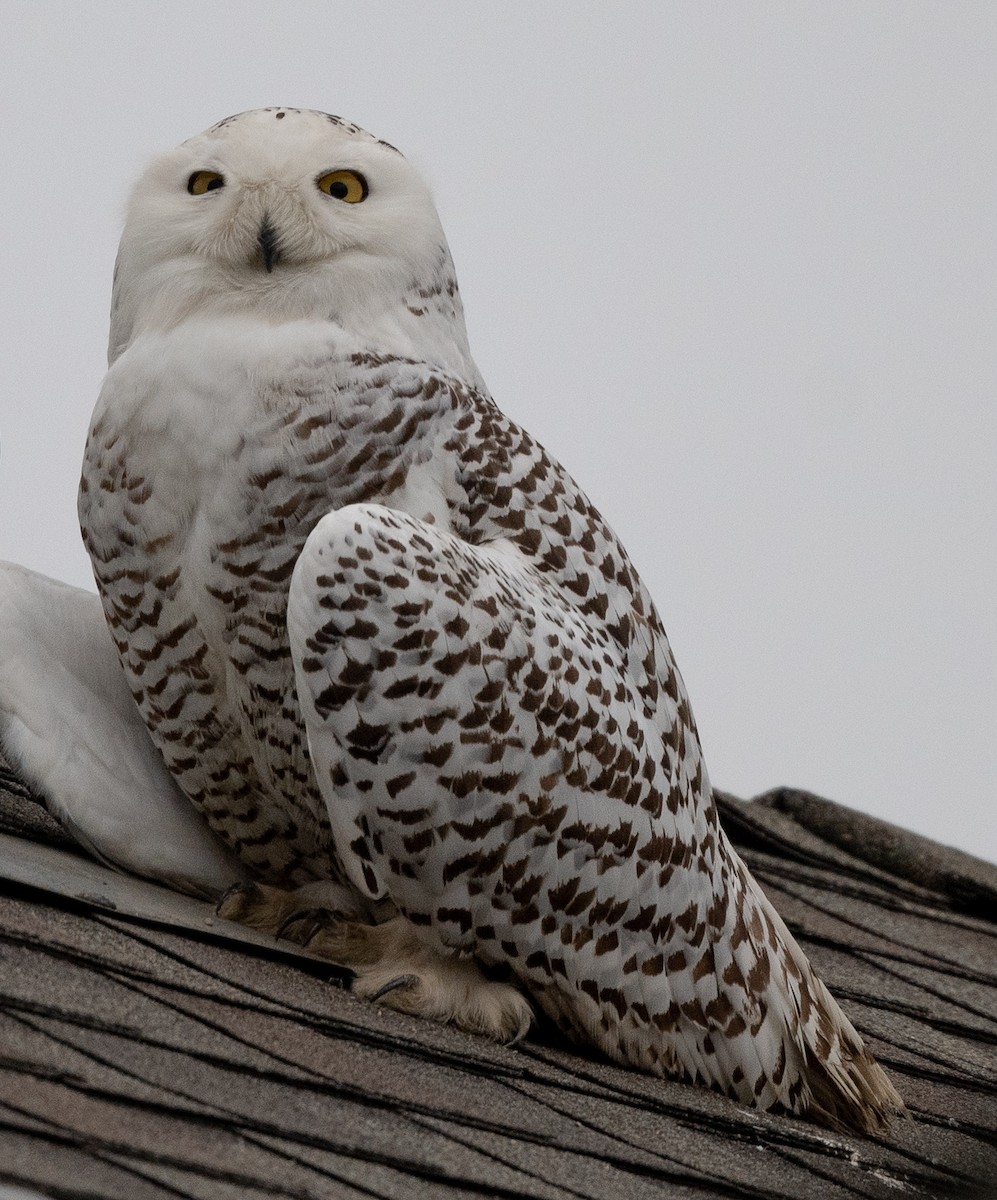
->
[
  {"left": 216, "top": 880, "right": 264, "bottom": 922},
  {"left": 369, "top": 973, "right": 420, "bottom": 1003},
  {"left": 276, "top": 906, "right": 332, "bottom": 944},
  {"left": 506, "top": 1009, "right": 533, "bottom": 1048}
]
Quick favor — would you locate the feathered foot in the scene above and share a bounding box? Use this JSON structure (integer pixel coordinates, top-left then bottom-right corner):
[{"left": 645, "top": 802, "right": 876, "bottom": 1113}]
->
[
  {"left": 217, "top": 883, "right": 533, "bottom": 1044},
  {"left": 217, "top": 879, "right": 360, "bottom": 937}
]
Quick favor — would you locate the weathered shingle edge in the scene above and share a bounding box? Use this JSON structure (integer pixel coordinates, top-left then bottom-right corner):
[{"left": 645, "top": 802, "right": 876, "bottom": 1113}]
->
[{"left": 0, "top": 826, "right": 348, "bottom": 982}]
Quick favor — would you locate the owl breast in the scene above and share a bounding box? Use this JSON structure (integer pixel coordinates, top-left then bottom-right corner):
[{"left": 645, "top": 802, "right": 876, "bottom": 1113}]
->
[{"left": 79, "top": 316, "right": 455, "bottom": 882}]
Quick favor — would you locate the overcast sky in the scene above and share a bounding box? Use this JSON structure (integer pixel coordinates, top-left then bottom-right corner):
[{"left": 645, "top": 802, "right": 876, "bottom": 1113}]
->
[{"left": 2, "top": 3, "right": 994, "bottom": 864}]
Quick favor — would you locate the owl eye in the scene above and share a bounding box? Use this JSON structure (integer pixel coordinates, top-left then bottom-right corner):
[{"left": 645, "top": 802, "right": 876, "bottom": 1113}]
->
[
  {"left": 316, "top": 169, "right": 368, "bottom": 203},
  {"left": 187, "top": 171, "right": 225, "bottom": 195}
]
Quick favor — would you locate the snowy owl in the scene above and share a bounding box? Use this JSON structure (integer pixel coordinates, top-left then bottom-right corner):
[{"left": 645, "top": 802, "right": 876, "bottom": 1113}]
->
[{"left": 0, "top": 109, "right": 903, "bottom": 1134}]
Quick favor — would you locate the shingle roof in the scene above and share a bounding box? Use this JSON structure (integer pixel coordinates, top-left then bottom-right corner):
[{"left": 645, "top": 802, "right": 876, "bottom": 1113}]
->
[{"left": 0, "top": 753, "right": 993, "bottom": 1199}]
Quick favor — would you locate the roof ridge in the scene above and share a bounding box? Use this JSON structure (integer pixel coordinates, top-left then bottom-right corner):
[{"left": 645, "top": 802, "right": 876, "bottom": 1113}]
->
[{"left": 746, "top": 787, "right": 997, "bottom": 922}]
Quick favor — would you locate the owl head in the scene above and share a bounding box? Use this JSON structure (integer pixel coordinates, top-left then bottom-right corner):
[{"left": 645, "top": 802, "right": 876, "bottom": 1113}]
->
[{"left": 109, "top": 109, "right": 471, "bottom": 370}]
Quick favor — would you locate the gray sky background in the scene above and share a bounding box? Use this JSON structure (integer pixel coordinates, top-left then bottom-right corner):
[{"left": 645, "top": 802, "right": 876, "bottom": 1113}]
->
[{"left": 2, "top": 3, "right": 994, "bottom": 863}]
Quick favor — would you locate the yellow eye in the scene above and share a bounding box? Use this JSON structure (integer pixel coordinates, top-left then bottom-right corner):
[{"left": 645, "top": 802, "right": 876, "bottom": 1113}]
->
[
  {"left": 187, "top": 170, "right": 225, "bottom": 195},
  {"left": 316, "top": 169, "right": 368, "bottom": 203}
]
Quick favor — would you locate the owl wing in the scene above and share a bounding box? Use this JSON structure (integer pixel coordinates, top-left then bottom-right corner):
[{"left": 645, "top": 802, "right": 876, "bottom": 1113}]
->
[
  {"left": 287, "top": 359, "right": 902, "bottom": 1132},
  {"left": 0, "top": 562, "right": 244, "bottom": 897}
]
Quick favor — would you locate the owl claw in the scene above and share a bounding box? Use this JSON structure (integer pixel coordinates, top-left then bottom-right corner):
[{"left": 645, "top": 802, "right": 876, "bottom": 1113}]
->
[
  {"left": 216, "top": 880, "right": 264, "bottom": 921},
  {"left": 369, "top": 973, "right": 420, "bottom": 1003},
  {"left": 506, "top": 1008, "right": 533, "bottom": 1048},
  {"left": 276, "top": 906, "right": 332, "bottom": 945}
]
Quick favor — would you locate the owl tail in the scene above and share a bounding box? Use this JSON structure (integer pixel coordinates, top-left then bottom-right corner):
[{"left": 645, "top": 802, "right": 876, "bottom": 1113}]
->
[{"left": 700, "top": 843, "right": 906, "bottom": 1135}]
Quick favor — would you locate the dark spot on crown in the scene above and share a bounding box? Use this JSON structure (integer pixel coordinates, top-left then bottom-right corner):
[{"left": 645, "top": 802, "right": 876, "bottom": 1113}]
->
[{"left": 275, "top": 112, "right": 285, "bottom": 120}]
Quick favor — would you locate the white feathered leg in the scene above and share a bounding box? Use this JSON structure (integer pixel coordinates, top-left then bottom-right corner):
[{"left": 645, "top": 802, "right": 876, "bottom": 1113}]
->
[{"left": 0, "top": 562, "right": 245, "bottom": 898}]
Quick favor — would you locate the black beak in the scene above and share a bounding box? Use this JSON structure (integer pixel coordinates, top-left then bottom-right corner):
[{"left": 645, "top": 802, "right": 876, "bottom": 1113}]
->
[{"left": 257, "top": 219, "right": 281, "bottom": 273}]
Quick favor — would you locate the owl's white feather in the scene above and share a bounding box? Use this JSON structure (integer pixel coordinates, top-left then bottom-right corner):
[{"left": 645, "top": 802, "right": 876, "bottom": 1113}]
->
[{"left": 4, "top": 109, "right": 903, "bottom": 1134}]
